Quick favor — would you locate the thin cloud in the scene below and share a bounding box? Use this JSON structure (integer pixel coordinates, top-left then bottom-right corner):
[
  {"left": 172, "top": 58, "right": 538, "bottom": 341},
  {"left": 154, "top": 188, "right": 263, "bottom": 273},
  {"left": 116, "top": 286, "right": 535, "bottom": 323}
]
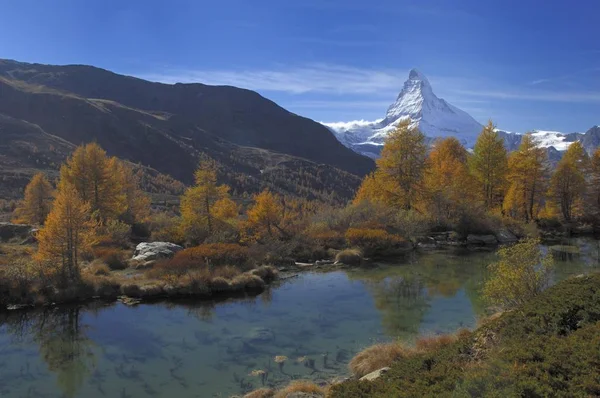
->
[
  {"left": 455, "top": 89, "right": 600, "bottom": 103},
  {"left": 139, "top": 64, "right": 407, "bottom": 95}
]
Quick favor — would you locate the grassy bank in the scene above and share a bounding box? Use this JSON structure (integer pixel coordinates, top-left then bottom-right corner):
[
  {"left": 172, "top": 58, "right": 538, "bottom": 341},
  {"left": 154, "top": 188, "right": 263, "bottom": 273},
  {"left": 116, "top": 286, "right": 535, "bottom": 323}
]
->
[
  {"left": 329, "top": 272, "right": 600, "bottom": 397},
  {"left": 0, "top": 242, "right": 278, "bottom": 309}
]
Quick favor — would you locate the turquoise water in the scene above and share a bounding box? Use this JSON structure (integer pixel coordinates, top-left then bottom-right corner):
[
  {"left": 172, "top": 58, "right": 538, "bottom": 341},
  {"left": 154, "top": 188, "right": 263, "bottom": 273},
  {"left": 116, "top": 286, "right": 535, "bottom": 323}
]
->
[{"left": 0, "top": 242, "right": 598, "bottom": 397}]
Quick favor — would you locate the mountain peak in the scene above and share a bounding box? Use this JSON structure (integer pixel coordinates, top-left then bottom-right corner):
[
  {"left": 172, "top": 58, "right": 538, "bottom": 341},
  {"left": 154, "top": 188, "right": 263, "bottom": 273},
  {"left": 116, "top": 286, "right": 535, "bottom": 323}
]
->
[{"left": 408, "top": 68, "right": 429, "bottom": 84}]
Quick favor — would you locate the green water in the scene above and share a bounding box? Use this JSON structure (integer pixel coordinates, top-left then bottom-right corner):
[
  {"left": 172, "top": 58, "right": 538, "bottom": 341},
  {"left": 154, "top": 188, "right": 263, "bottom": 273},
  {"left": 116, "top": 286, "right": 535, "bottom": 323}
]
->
[{"left": 1, "top": 240, "right": 599, "bottom": 397}]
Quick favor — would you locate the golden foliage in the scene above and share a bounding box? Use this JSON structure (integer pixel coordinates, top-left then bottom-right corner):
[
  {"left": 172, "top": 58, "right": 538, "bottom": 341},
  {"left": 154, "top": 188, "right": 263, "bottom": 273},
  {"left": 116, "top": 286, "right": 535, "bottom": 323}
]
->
[
  {"left": 59, "top": 143, "right": 125, "bottom": 221},
  {"left": 356, "top": 120, "right": 428, "bottom": 210},
  {"left": 424, "top": 137, "right": 479, "bottom": 223},
  {"left": 180, "top": 159, "right": 233, "bottom": 243},
  {"left": 245, "top": 189, "right": 284, "bottom": 241},
  {"left": 13, "top": 172, "right": 54, "bottom": 225},
  {"left": 469, "top": 120, "right": 508, "bottom": 209},
  {"left": 35, "top": 184, "right": 97, "bottom": 283},
  {"left": 503, "top": 134, "right": 548, "bottom": 222},
  {"left": 548, "top": 141, "right": 588, "bottom": 222},
  {"left": 483, "top": 238, "right": 552, "bottom": 309},
  {"left": 345, "top": 228, "right": 406, "bottom": 257}
]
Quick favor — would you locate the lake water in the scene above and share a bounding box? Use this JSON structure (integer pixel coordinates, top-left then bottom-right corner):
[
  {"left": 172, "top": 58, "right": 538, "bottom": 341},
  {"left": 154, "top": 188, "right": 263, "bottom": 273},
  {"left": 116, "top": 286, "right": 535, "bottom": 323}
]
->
[{"left": 1, "top": 239, "right": 599, "bottom": 397}]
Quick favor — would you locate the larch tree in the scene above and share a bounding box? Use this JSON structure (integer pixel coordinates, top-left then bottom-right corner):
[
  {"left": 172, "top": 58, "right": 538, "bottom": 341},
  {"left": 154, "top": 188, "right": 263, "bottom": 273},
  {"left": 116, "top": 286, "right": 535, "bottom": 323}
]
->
[
  {"left": 424, "top": 137, "right": 478, "bottom": 223},
  {"left": 246, "top": 189, "right": 284, "bottom": 240},
  {"left": 35, "top": 184, "right": 96, "bottom": 284},
  {"left": 503, "top": 134, "right": 548, "bottom": 222},
  {"left": 59, "top": 143, "right": 125, "bottom": 221},
  {"left": 587, "top": 148, "right": 600, "bottom": 218},
  {"left": 370, "top": 119, "right": 428, "bottom": 210},
  {"left": 115, "top": 161, "right": 151, "bottom": 225},
  {"left": 179, "top": 159, "right": 232, "bottom": 243},
  {"left": 548, "top": 141, "right": 588, "bottom": 222},
  {"left": 13, "top": 173, "right": 54, "bottom": 225},
  {"left": 469, "top": 120, "right": 508, "bottom": 209}
]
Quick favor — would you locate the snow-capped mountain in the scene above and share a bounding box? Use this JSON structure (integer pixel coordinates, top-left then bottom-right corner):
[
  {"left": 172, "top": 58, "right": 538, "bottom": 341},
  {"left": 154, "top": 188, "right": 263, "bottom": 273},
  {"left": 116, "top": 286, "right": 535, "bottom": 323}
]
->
[{"left": 323, "top": 69, "right": 483, "bottom": 158}]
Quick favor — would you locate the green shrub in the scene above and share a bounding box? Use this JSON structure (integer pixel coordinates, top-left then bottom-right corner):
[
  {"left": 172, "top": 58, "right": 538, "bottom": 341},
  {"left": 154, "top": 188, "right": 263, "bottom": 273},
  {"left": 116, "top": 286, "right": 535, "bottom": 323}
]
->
[{"left": 330, "top": 274, "right": 600, "bottom": 397}]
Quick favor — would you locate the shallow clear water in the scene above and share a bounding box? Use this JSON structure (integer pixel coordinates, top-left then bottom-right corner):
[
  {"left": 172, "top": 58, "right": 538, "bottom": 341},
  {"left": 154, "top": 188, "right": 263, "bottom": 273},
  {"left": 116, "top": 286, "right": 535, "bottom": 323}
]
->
[{"left": 1, "top": 240, "right": 599, "bottom": 397}]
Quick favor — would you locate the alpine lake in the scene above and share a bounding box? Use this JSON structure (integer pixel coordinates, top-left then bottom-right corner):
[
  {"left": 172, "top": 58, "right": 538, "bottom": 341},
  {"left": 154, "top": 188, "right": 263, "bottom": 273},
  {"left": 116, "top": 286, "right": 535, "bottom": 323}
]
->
[{"left": 1, "top": 238, "right": 599, "bottom": 397}]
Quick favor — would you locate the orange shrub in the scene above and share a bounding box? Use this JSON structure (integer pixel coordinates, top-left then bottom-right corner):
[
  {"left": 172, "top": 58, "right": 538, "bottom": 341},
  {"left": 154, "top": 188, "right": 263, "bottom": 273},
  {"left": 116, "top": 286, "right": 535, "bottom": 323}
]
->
[
  {"left": 92, "top": 247, "right": 128, "bottom": 270},
  {"left": 180, "top": 243, "right": 249, "bottom": 267},
  {"left": 345, "top": 228, "right": 409, "bottom": 257}
]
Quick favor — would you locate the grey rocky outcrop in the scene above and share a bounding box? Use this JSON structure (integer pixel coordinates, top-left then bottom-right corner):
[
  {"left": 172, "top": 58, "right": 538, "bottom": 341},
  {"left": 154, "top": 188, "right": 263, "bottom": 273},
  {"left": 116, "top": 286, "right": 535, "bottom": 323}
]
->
[{"left": 132, "top": 242, "right": 183, "bottom": 262}]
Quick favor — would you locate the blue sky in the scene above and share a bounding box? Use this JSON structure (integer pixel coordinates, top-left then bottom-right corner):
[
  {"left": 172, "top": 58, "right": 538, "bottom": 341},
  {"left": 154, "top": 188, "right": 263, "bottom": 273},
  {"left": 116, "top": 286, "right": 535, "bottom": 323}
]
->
[{"left": 1, "top": 0, "right": 599, "bottom": 133}]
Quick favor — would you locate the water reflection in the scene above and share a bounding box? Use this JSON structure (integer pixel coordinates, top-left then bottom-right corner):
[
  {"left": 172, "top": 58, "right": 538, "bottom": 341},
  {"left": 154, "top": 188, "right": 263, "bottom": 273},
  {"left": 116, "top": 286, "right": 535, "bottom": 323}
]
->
[
  {"left": 0, "top": 240, "right": 597, "bottom": 396},
  {"left": 0, "top": 306, "right": 97, "bottom": 398}
]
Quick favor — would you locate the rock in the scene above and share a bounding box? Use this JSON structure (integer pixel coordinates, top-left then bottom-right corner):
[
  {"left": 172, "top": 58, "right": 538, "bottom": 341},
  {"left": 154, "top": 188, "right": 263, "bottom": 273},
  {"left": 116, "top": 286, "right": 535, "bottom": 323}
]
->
[
  {"left": 132, "top": 242, "right": 183, "bottom": 262},
  {"left": 244, "top": 327, "right": 275, "bottom": 344},
  {"left": 467, "top": 234, "right": 498, "bottom": 246},
  {"left": 359, "top": 367, "right": 390, "bottom": 381},
  {"left": 0, "top": 222, "right": 33, "bottom": 242},
  {"left": 495, "top": 229, "right": 517, "bottom": 243}
]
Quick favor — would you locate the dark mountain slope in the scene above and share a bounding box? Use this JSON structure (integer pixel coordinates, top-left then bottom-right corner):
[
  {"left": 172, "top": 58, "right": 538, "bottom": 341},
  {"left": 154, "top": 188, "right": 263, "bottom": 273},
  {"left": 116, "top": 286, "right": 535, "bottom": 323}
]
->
[
  {"left": 0, "top": 59, "right": 373, "bottom": 177},
  {"left": 0, "top": 75, "right": 362, "bottom": 203}
]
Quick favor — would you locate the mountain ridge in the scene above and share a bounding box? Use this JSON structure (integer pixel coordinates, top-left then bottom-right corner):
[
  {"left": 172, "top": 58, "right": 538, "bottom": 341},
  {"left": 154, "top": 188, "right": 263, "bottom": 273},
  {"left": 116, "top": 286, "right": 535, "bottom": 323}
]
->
[
  {"left": 323, "top": 69, "right": 598, "bottom": 158},
  {"left": 0, "top": 59, "right": 373, "bottom": 203}
]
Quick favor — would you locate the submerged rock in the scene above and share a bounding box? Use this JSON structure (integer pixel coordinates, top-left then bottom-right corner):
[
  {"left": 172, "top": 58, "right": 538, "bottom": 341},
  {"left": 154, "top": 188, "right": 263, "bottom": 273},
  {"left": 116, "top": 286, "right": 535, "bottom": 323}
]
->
[
  {"left": 132, "top": 241, "right": 183, "bottom": 262},
  {"left": 359, "top": 367, "right": 390, "bottom": 381},
  {"left": 244, "top": 327, "right": 275, "bottom": 344}
]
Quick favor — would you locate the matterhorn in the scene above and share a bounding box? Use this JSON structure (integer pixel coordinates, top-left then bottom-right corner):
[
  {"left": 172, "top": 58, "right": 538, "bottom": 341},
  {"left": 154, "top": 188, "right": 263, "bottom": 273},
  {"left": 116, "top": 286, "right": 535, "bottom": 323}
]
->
[{"left": 323, "top": 68, "right": 483, "bottom": 158}]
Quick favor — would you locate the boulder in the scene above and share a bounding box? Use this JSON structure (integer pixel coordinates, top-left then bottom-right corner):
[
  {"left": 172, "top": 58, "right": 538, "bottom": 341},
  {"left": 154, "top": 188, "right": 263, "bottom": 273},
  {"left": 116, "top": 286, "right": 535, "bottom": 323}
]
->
[
  {"left": 359, "top": 367, "right": 390, "bottom": 381},
  {"left": 132, "top": 242, "right": 183, "bottom": 262},
  {"left": 0, "top": 222, "right": 33, "bottom": 242},
  {"left": 495, "top": 229, "right": 517, "bottom": 243},
  {"left": 466, "top": 234, "right": 498, "bottom": 246}
]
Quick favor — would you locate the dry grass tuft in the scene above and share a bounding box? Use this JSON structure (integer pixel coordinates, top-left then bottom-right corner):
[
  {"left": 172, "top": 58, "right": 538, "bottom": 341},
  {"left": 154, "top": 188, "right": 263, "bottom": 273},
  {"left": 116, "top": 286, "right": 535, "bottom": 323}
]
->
[
  {"left": 243, "top": 388, "right": 275, "bottom": 398},
  {"left": 415, "top": 334, "right": 457, "bottom": 353},
  {"left": 273, "top": 380, "right": 326, "bottom": 398},
  {"left": 349, "top": 342, "right": 408, "bottom": 378},
  {"left": 250, "top": 265, "right": 278, "bottom": 281},
  {"left": 335, "top": 248, "right": 363, "bottom": 265},
  {"left": 231, "top": 273, "right": 266, "bottom": 290},
  {"left": 85, "top": 260, "right": 111, "bottom": 276},
  {"left": 212, "top": 265, "right": 242, "bottom": 279},
  {"left": 209, "top": 276, "right": 231, "bottom": 292}
]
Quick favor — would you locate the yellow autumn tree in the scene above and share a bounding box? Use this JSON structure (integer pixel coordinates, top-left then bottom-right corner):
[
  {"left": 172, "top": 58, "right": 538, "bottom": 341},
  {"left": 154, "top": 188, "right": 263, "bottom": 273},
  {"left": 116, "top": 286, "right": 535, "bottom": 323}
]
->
[
  {"left": 358, "top": 120, "right": 428, "bottom": 210},
  {"left": 424, "top": 137, "right": 479, "bottom": 224},
  {"left": 469, "top": 120, "right": 508, "bottom": 209},
  {"left": 245, "top": 189, "right": 284, "bottom": 241},
  {"left": 115, "top": 161, "right": 151, "bottom": 224},
  {"left": 548, "top": 141, "right": 588, "bottom": 222},
  {"left": 179, "top": 159, "right": 234, "bottom": 243},
  {"left": 483, "top": 238, "right": 552, "bottom": 309},
  {"left": 59, "top": 143, "right": 125, "bottom": 221},
  {"left": 13, "top": 173, "right": 54, "bottom": 225},
  {"left": 503, "top": 134, "right": 548, "bottom": 222},
  {"left": 35, "top": 184, "right": 96, "bottom": 284}
]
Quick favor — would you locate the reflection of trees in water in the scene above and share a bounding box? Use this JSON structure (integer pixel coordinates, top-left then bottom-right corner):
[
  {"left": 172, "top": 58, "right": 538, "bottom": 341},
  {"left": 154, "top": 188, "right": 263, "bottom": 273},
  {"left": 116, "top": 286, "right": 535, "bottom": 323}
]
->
[
  {"left": 365, "top": 275, "right": 428, "bottom": 340},
  {"left": 0, "top": 306, "right": 96, "bottom": 398},
  {"left": 349, "top": 249, "right": 497, "bottom": 339}
]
